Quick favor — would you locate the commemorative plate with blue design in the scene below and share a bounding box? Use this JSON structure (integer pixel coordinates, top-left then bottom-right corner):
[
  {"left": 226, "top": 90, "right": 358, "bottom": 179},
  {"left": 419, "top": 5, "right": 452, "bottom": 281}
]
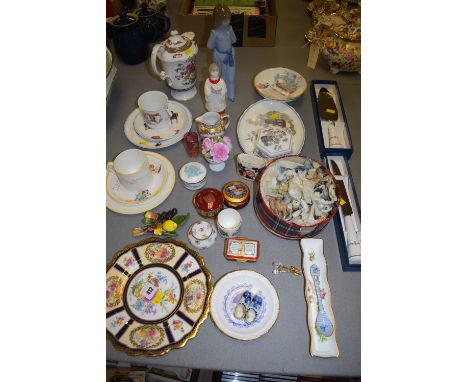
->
[
  {"left": 210, "top": 270, "right": 279, "bottom": 341},
  {"left": 106, "top": 238, "right": 212, "bottom": 356}
]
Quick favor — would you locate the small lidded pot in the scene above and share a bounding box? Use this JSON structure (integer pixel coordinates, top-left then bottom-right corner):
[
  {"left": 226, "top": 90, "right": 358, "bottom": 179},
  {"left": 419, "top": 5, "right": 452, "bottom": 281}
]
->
[
  {"left": 216, "top": 208, "right": 242, "bottom": 238},
  {"left": 222, "top": 181, "right": 250, "bottom": 209},
  {"left": 179, "top": 162, "right": 207, "bottom": 190},
  {"left": 187, "top": 220, "right": 217, "bottom": 250},
  {"left": 193, "top": 188, "right": 224, "bottom": 218}
]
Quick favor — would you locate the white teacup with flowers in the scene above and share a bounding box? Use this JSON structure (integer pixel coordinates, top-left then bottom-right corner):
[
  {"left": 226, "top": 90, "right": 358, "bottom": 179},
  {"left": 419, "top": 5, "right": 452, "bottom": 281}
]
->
[{"left": 201, "top": 136, "right": 232, "bottom": 172}]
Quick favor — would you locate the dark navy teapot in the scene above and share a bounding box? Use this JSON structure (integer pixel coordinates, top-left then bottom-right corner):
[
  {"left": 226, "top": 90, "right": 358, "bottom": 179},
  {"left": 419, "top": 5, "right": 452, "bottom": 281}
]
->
[
  {"left": 135, "top": 3, "right": 170, "bottom": 43},
  {"left": 107, "top": 7, "right": 148, "bottom": 65}
]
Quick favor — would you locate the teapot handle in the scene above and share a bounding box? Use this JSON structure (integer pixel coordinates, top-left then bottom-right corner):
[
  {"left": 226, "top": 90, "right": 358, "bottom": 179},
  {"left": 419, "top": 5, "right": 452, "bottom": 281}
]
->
[{"left": 151, "top": 44, "right": 172, "bottom": 87}]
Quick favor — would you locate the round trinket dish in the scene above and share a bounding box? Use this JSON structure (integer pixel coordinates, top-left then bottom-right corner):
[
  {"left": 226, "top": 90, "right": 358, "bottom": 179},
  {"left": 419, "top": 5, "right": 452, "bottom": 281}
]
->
[
  {"left": 180, "top": 162, "right": 207, "bottom": 190},
  {"left": 193, "top": 188, "right": 224, "bottom": 218},
  {"left": 222, "top": 181, "right": 250, "bottom": 209},
  {"left": 188, "top": 220, "right": 217, "bottom": 249}
]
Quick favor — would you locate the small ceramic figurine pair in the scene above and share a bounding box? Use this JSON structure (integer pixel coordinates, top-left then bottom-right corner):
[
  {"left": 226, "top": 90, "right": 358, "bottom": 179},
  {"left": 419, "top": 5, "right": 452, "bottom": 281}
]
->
[
  {"left": 234, "top": 290, "right": 263, "bottom": 324},
  {"left": 207, "top": 4, "right": 236, "bottom": 103}
]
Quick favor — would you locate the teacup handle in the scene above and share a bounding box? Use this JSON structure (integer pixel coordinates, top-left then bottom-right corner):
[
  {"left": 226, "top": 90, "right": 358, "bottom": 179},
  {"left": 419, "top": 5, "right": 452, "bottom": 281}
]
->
[
  {"left": 106, "top": 162, "right": 116, "bottom": 174},
  {"left": 221, "top": 114, "right": 230, "bottom": 129}
]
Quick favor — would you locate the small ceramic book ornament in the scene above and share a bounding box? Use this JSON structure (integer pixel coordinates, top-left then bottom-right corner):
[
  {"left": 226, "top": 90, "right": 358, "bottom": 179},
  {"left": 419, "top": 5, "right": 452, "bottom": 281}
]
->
[{"left": 300, "top": 238, "right": 339, "bottom": 357}]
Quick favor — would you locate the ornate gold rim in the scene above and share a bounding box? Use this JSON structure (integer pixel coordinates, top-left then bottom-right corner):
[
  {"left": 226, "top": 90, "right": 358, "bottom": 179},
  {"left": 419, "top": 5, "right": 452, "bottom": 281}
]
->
[
  {"left": 209, "top": 269, "right": 280, "bottom": 341},
  {"left": 252, "top": 67, "right": 307, "bottom": 102},
  {"left": 300, "top": 240, "right": 340, "bottom": 357},
  {"left": 106, "top": 237, "right": 213, "bottom": 356}
]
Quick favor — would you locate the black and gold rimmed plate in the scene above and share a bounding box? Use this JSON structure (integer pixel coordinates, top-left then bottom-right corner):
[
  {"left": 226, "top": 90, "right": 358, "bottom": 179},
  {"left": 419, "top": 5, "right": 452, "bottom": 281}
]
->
[{"left": 106, "top": 238, "right": 212, "bottom": 356}]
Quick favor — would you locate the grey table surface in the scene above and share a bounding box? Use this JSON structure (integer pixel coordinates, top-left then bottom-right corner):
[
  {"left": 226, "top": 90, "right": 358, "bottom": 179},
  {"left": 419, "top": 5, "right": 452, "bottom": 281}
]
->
[{"left": 107, "top": 0, "right": 360, "bottom": 377}]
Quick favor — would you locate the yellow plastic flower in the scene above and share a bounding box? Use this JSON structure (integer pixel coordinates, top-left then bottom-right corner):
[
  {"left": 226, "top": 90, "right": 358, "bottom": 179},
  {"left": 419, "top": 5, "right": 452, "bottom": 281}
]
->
[
  {"left": 162, "top": 220, "right": 178, "bottom": 232},
  {"left": 153, "top": 224, "right": 163, "bottom": 235}
]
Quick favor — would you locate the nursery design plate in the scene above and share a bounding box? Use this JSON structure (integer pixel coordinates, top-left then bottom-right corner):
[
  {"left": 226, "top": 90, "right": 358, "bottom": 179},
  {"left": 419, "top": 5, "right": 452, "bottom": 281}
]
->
[
  {"left": 106, "top": 238, "right": 212, "bottom": 356},
  {"left": 254, "top": 67, "right": 307, "bottom": 102},
  {"left": 124, "top": 101, "right": 192, "bottom": 149},
  {"left": 210, "top": 270, "right": 279, "bottom": 341},
  {"left": 106, "top": 152, "right": 175, "bottom": 215},
  {"left": 237, "top": 100, "right": 305, "bottom": 157}
]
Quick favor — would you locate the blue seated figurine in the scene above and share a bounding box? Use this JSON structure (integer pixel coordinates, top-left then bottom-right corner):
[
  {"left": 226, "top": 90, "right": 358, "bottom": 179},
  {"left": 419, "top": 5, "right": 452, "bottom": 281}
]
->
[{"left": 207, "top": 4, "right": 236, "bottom": 101}]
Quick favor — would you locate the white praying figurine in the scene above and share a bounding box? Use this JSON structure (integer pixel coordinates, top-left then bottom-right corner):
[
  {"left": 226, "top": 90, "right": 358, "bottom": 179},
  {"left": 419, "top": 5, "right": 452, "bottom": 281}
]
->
[{"left": 204, "top": 63, "right": 227, "bottom": 114}]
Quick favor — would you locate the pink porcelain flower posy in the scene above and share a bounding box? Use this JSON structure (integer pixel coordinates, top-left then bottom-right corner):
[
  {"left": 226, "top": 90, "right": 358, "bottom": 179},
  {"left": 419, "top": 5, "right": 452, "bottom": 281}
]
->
[
  {"left": 210, "top": 142, "right": 229, "bottom": 163},
  {"left": 202, "top": 138, "right": 214, "bottom": 152}
]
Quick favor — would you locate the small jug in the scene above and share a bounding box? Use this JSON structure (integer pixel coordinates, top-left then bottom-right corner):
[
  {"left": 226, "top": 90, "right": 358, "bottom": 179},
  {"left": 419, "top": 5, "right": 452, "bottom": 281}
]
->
[{"left": 195, "top": 112, "right": 230, "bottom": 138}]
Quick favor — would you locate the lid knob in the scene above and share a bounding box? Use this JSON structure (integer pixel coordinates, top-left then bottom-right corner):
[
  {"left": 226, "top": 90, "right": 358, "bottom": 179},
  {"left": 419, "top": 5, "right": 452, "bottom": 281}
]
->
[{"left": 170, "top": 30, "right": 179, "bottom": 36}]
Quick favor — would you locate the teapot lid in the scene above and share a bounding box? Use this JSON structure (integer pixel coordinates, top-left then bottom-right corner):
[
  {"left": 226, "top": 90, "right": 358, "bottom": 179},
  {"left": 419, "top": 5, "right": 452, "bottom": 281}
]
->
[
  {"left": 135, "top": 3, "right": 156, "bottom": 18},
  {"left": 111, "top": 8, "right": 138, "bottom": 27},
  {"left": 164, "top": 30, "right": 191, "bottom": 53}
]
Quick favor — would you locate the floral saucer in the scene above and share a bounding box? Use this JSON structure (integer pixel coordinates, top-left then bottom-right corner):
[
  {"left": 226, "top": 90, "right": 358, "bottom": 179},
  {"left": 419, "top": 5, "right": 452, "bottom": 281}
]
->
[
  {"left": 134, "top": 103, "right": 188, "bottom": 142},
  {"left": 106, "top": 238, "right": 212, "bottom": 356},
  {"left": 106, "top": 152, "right": 175, "bottom": 215},
  {"left": 237, "top": 99, "right": 305, "bottom": 157},
  {"left": 124, "top": 101, "right": 192, "bottom": 149},
  {"left": 254, "top": 67, "right": 307, "bottom": 102},
  {"left": 210, "top": 270, "right": 279, "bottom": 341},
  {"left": 107, "top": 153, "right": 168, "bottom": 206}
]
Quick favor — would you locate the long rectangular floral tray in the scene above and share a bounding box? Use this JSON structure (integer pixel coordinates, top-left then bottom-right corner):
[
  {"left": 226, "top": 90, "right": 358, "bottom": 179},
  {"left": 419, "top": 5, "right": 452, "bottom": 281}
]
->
[{"left": 300, "top": 238, "right": 339, "bottom": 357}]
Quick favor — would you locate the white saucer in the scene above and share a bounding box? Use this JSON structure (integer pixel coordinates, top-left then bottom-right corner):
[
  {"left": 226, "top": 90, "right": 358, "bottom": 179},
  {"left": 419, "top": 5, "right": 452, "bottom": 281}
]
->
[
  {"left": 106, "top": 152, "right": 175, "bottom": 214},
  {"left": 106, "top": 153, "right": 168, "bottom": 206},
  {"left": 124, "top": 101, "right": 192, "bottom": 149},
  {"left": 134, "top": 102, "right": 188, "bottom": 142},
  {"left": 210, "top": 270, "right": 279, "bottom": 341}
]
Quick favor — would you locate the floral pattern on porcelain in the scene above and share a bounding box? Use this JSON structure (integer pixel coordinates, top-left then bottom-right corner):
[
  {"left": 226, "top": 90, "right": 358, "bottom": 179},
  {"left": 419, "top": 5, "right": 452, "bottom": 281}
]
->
[
  {"left": 181, "top": 260, "right": 194, "bottom": 274},
  {"left": 175, "top": 56, "right": 196, "bottom": 86},
  {"left": 109, "top": 315, "right": 126, "bottom": 329},
  {"left": 171, "top": 319, "right": 185, "bottom": 333},
  {"left": 135, "top": 189, "right": 151, "bottom": 202},
  {"left": 121, "top": 255, "right": 138, "bottom": 273},
  {"left": 247, "top": 110, "right": 296, "bottom": 135},
  {"left": 106, "top": 276, "right": 123, "bottom": 308},
  {"left": 184, "top": 164, "right": 203, "bottom": 179},
  {"left": 184, "top": 279, "right": 206, "bottom": 313},
  {"left": 126, "top": 268, "right": 181, "bottom": 321},
  {"left": 130, "top": 324, "right": 165, "bottom": 349},
  {"left": 145, "top": 243, "right": 176, "bottom": 263},
  {"left": 222, "top": 283, "right": 266, "bottom": 329}
]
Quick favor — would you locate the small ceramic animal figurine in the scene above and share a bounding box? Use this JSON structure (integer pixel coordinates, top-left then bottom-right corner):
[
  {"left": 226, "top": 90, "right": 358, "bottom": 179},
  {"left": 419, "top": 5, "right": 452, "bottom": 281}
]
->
[
  {"left": 204, "top": 63, "right": 227, "bottom": 114},
  {"left": 207, "top": 4, "right": 236, "bottom": 101}
]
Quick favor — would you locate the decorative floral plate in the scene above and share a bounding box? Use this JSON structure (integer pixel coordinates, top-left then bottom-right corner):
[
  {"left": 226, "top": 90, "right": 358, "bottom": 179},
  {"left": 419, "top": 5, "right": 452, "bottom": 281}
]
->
[
  {"left": 107, "top": 152, "right": 168, "bottom": 206},
  {"left": 106, "top": 238, "right": 212, "bottom": 356},
  {"left": 106, "top": 152, "right": 175, "bottom": 215},
  {"left": 254, "top": 67, "right": 307, "bottom": 102},
  {"left": 210, "top": 270, "right": 279, "bottom": 341},
  {"left": 124, "top": 101, "right": 192, "bottom": 149},
  {"left": 237, "top": 100, "right": 305, "bottom": 157},
  {"left": 300, "top": 238, "right": 339, "bottom": 357}
]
